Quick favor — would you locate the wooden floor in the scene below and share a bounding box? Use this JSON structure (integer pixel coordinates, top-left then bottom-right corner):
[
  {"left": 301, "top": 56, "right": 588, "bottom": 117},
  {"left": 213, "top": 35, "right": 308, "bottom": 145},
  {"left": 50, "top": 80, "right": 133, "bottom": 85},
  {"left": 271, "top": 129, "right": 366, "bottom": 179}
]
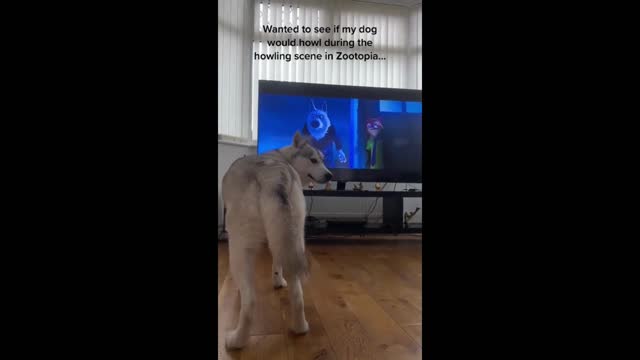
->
[{"left": 218, "top": 240, "right": 422, "bottom": 360}]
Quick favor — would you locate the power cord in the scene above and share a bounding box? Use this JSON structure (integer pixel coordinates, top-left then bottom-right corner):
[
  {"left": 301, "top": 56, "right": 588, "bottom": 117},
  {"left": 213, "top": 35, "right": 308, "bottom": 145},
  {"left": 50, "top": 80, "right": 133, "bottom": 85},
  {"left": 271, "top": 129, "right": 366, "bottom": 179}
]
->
[
  {"left": 307, "top": 195, "right": 314, "bottom": 215},
  {"left": 364, "top": 182, "right": 387, "bottom": 223},
  {"left": 364, "top": 197, "right": 381, "bottom": 221}
]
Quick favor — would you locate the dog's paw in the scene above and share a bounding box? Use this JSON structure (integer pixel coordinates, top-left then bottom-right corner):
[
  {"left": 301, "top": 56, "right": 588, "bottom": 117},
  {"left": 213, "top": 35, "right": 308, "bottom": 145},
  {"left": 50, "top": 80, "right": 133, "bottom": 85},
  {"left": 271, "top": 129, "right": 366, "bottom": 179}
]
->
[
  {"left": 291, "top": 319, "right": 309, "bottom": 335},
  {"left": 273, "top": 276, "right": 288, "bottom": 289},
  {"left": 225, "top": 330, "right": 248, "bottom": 349}
]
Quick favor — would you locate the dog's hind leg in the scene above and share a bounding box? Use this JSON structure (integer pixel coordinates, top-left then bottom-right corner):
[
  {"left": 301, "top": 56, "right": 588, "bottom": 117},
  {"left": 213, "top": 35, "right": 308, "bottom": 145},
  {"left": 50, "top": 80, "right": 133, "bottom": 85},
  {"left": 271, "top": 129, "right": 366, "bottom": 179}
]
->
[
  {"left": 225, "top": 238, "right": 258, "bottom": 349},
  {"left": 267, "top": 235, "right": 308, "bottom": 334},
  {"left": 264, "top": 215, "right": 309, "bottom": 334},
  {"left": 261, "top": 180, "right": 309, "bottom": 334},
  {"left": 284, "top": 273, "right": 309, "bottom": 334}
]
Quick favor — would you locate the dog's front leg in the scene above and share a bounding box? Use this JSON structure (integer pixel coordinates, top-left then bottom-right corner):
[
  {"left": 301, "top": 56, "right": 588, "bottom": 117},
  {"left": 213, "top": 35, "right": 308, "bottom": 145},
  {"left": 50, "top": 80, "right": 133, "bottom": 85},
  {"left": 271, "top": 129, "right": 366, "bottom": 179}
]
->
[{"left": 226, "top": 246, "right": 257, "bottom": 349}]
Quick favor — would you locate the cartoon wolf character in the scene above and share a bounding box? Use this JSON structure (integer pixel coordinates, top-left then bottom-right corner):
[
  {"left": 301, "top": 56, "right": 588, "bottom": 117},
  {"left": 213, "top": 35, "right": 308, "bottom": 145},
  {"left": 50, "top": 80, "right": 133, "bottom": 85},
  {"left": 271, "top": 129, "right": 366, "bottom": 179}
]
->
[{"left": 301, "top": 100, "right": 347, "bottom": 166}]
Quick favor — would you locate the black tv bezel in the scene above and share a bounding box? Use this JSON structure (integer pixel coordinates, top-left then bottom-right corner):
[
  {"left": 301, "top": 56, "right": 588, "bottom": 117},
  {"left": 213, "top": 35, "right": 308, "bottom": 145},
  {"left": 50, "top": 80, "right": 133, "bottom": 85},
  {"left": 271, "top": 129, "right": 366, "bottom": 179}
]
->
[{"left": 257, "top": 80, "right": 422, "bottom": 183}]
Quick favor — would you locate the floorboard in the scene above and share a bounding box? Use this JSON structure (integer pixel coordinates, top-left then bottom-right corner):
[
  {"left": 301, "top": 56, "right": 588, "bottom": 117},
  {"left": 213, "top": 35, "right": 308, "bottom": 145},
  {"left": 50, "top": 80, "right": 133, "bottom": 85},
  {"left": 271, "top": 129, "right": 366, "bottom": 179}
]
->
[{"left": 218, "top": 241, "right": 422, "bottom": 359}]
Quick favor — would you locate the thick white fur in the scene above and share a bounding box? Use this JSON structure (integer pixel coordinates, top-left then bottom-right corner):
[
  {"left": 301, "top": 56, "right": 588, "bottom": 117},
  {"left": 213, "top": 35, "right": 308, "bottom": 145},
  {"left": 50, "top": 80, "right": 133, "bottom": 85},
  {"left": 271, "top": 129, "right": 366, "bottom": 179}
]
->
[{"left": 221, "top": 132, "right": 331, "bottom": 349}]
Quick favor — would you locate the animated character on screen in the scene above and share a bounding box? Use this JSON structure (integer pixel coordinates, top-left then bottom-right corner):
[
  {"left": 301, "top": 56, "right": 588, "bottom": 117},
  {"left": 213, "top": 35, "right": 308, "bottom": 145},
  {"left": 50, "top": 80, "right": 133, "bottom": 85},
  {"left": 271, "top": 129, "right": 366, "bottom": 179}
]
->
[
  {"left": 301, "top": 100, "right": 347, "bottom": 165},
  {"left": 365, "top": 117, "right": 384, "bottom": 169}
]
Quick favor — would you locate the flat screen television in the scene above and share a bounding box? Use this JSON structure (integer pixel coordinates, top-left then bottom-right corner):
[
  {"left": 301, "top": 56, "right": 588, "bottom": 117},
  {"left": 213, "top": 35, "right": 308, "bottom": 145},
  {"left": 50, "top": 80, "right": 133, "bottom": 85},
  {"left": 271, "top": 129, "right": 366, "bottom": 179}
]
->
[{"left": 257, "top": 80, "right": 422, "bottom": 184}]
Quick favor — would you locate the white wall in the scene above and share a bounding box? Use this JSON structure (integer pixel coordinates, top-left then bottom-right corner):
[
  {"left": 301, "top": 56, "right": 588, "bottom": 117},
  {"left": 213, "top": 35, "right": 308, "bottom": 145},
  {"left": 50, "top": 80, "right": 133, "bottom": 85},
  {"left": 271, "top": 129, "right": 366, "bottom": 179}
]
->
[
  {"left": 218, "top": 143, "right": 422, "bottom": 227},
  {"left": 217, "top": 142, "right": 258, "bottom": 226}
]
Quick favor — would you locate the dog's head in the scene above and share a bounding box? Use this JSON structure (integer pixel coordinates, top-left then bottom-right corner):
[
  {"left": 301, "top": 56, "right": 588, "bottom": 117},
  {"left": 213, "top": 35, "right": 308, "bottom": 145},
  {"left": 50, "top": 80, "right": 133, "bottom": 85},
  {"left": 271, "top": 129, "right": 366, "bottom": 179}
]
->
[
  {"left": 306, "top": 100, "right": 331, "bottom": 140},
  {"left": 290, "top": 131, "right": 333, "bottom": 184}
]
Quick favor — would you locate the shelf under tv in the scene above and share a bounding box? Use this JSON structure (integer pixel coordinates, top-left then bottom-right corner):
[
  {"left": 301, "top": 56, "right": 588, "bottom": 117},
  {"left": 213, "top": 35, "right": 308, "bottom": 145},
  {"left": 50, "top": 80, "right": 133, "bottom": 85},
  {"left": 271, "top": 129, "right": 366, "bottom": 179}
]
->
[{"left": 303, "top": 189, "right": 422, "bottom": 235}]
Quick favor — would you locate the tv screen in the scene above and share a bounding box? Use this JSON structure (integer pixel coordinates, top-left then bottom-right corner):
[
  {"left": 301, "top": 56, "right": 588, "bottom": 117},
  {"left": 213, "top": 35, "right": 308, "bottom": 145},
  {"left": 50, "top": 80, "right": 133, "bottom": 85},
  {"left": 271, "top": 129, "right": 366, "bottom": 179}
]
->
[{"left": 257, "top": 81, "right": 422, "bottom": 183}]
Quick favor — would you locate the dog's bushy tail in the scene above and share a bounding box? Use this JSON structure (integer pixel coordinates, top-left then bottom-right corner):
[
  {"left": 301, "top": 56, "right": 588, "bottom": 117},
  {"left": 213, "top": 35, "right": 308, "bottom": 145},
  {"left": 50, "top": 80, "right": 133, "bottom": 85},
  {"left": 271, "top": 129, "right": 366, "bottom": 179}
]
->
[
  {"left": 258, "top": 171, "right": 312, "bottom": 282},
  {"left": 262, "top": 211, "right": 310, "bottom": 282},
  {"left": 278, "top": 242, "right": 311, "bottom": 282}
]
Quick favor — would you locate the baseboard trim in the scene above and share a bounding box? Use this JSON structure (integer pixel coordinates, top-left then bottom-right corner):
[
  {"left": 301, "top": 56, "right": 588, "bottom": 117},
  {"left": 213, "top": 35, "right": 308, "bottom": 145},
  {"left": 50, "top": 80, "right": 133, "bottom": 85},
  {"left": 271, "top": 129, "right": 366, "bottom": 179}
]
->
[{"left": 218, "top": 134, "right": 257, "bottom": 147}]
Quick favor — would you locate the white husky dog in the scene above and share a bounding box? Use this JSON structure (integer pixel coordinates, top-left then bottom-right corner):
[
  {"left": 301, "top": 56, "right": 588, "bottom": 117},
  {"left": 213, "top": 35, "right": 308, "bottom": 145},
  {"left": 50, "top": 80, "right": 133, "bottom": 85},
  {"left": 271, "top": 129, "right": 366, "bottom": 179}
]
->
[{"left": 221, "top": 131, "right": 333, "bottom": 349}]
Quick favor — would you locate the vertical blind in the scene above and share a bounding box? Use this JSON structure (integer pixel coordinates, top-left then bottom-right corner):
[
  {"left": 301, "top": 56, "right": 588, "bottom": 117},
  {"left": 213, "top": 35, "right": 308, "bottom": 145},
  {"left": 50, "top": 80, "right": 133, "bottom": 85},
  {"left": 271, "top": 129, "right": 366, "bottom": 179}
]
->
[
  {"left": 408, "top": 3, "right": 422, "bottom": 89},
  {"left": 252, "top": 0, "right": 412, "bottom": 86},
  {"left": 218, "top": 0, "right": 254, "bottom": 139},
  {"left": 219, "top": 0, "right": 422, "bottom": 140}
]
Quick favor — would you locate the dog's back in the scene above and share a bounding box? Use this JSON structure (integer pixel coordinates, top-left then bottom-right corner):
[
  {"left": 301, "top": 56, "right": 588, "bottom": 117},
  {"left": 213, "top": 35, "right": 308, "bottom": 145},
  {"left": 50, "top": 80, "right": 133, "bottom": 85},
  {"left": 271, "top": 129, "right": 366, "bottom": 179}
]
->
[
  {"left": 222, "top": 151, "right": 308, "bottom": 278},
  {"left": 222, "top": 152, "right": 302, "bottom": 219}
]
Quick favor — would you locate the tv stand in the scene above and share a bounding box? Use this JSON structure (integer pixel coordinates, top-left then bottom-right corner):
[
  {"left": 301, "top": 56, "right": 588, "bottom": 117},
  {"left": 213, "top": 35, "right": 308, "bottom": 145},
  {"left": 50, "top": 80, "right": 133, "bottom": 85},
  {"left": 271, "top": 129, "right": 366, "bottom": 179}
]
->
[{"left": 303, "top": 189, "right": 422, "bottom": 234}]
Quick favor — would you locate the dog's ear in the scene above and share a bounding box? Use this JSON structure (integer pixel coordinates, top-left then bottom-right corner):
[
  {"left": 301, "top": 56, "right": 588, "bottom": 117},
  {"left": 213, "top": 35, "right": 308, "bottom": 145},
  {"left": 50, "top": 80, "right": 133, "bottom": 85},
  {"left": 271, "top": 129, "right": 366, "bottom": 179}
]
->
[
  {"left": 310, "top": 99, "right": 317, "bottom": 111},
  {"left": 322, "top": 101, "right": 328, "bottom": 113},
  {"left": 293, "top": 131, "right": 306, "bottom": 148}
]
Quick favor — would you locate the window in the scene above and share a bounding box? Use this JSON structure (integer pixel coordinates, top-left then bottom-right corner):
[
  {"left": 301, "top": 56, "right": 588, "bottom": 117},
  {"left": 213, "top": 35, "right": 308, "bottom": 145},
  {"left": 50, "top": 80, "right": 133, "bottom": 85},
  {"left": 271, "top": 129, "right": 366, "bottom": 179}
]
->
[{"left": 218, "top": 0, "right": 422, "bottom": 141}]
